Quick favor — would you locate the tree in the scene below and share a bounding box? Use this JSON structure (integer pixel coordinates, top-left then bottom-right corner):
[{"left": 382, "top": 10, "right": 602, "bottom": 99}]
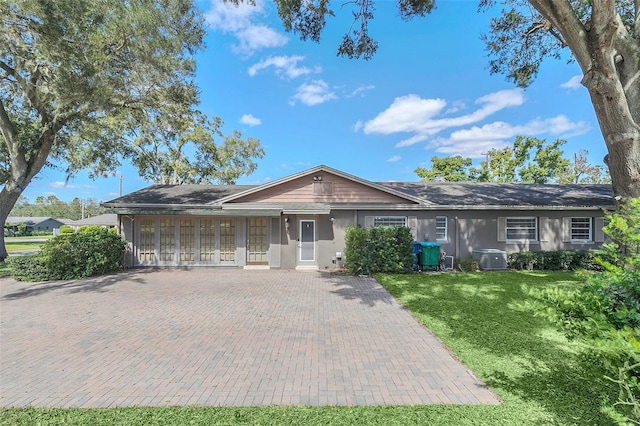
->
[
  {"left": 559, "top": 149, "right": 612, "bottom": 184},
  {"left": 251, "top": 0, "right": 640, "bottom": 201},
  {"left": 415, "top": 136, "right": 570, "bottom": 183},
  {"left": 0, "top": 1, "right": 262, "bottom": 261},
  {"left": 484, "top": 137, "right": 570, "bottom": 183},
  {"left": 415, "top": 155, "right": 482, "bottom": 182},
  {"left": 130, "top": 114, "right": 264, "bottom": 185}
]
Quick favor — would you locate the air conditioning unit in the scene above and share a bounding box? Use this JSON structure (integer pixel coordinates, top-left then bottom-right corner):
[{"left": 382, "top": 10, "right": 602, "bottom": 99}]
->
[{"left": 473, "top": 249, "right": 508, "bottom": 270}]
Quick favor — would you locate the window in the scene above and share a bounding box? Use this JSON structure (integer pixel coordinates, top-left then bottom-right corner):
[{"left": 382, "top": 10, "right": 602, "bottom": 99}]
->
[
  {"left": 436, "top": 216, "right": 448, "bottom": 240},
  {"left": 571, "top": 217, "right": 592, "bottom": 241},
  {"left": 506, "top": 217, "right": 537, "bottom": 240},
  {"left": 373, "top": 216, "right": 407, "bottom": 227}
]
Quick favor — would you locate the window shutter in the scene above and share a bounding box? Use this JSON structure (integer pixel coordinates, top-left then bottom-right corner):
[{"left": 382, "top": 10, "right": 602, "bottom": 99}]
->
[
  {"left": 539, "top": 217, "right": 549, "bottom": 242},
  {"left": 595, "top": 217, "right": 605, "bottom": 242},
  {"left": 562, "top": 217, "right": 571, "bottom": 242},
  {"left": 408, "top": 216, "right": 418, "bottom": 240},
  {"left": 364, "top": 216, "right": 373, "bottom": 228},
  {"left": 497, "top": 217, "right": 506, "bottom": 242}
]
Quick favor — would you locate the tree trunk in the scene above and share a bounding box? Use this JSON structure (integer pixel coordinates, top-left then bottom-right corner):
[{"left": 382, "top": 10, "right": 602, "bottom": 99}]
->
[
  {"left": 529, "top": 1, "right": 640, "bottom": 203},
  {"left": 0, "top": 182, "right": 29, "bottom": 262}
]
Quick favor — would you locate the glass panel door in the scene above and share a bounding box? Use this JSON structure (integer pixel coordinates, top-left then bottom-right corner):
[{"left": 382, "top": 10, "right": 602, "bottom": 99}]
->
[
  {"left": 139, "top": 217, "right": 155, "bottom": 263},
  {"left": 299, "top": 220, "right": 315, "bottom": 262},
  {"left": 179, "top": 218, "right": 195, "bottom": 262},
  {"left": 159, "top": 218, "right": 175, "bottom": 262},
  {"left": 219, "top": 219, "right": 236, "bottom": 263},
  {"left": 199, "top": 218, "right": 216, "bottom": 262},
  {"left": 247, "top": 218, "right": 268, "bottom": 264}
]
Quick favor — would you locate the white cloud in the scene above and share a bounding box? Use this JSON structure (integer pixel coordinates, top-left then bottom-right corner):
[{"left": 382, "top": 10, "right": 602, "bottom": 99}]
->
[
  {"left": 240, "top": 114, "right": 262, "bottom": 126},
  {"left": 348, "top": 84, "right": 375, "bottom": 98},
  {"left": 560, "top": 75, "right": 582, "bottom": 90},
  {"left": 430, "top": 115, "right": 590, "bottom": 158},
  {"left": 289, "top": 80, "right": 337, "bottom": 106},
  {"left": 387, "top": 155, "right": 401, "bottom": 162},
  {"left": 205, "top": 0, "right": 287, "bottom": 55},
  {"left": 248, "top": 55, "right": 320, "bottom": 79},
  {"left": 362, "top": 89, "right": 524, "bottom": 144},
  {"left": 363, "top": 94, "right": 446, "bottom": 135}
]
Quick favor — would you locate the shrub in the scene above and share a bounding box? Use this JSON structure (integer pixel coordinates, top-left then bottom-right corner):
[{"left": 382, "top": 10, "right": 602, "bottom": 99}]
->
[
  {"left": 59, "top": 225, "right": 74, "bottom": 234},
  {"left": 344, "top": 226, "right": 414, "bottom": 275},
  {"left": 7, "top": 254, "right": 50, "bottom": 282},
  {"left": 457, "top": 258, "right": 480, "bottom": 272},
  {"left": 10, "top": 226, "right": 127, "bottom": 281},
  {"left": 508, "top": 250, "right": 609, "bottom": 271}
]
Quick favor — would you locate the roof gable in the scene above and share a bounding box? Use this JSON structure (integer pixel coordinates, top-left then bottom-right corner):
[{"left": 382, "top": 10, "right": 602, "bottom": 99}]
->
[{"left": 221, "top": 165, "right": 422, "bottom": 205}]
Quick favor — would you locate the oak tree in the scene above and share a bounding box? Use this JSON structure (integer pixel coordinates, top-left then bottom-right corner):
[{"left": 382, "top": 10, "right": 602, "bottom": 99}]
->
[{"left": 0, "top": 0, "right": 262, "bottom": 261}]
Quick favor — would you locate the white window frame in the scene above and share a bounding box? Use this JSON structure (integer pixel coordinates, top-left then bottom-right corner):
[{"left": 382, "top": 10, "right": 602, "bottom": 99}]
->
[
  {"left": 570, "top": 217, "right": 592, "bottom": 242},
  {"left": 373, "top": 216, "right": 407, "bottom": 227},
  {"left": 505, "top": 217, "right": 538, "bottom": 241},
  {"left": 436, "top": 216, "right": 448, "bottom": 241}
]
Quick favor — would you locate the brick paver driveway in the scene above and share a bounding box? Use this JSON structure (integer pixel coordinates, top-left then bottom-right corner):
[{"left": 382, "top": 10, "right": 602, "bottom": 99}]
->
[{"left": 0, "top": 269, "right": 498, "bottom": 408}]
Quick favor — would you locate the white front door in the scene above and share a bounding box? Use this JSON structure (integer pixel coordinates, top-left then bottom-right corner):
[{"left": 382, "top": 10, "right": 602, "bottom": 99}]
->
[{"left": 299, "top": 220, "right": 315, "bottom": 262}]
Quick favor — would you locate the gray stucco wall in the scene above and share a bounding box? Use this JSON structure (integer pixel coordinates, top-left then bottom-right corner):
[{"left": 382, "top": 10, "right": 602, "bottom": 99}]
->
[
  {"left": 117, "top": 208, "right": 607, "bottom": 269},
  {"left": 354, "top": 209, "right": 607, "bottom": 260}
]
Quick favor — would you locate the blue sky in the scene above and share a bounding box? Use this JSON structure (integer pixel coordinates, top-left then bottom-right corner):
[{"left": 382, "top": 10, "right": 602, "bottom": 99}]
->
[{"left": 21, "top": 0, "right": 606, "bottom": 203}]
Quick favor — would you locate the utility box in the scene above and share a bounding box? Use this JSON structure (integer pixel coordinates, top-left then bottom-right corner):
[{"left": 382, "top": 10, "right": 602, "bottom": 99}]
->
[
  {"left": 419, "top": 242, "right": 441, "bottom": 271},
  {"left": 473, "top": 249, "right": 508, "bottom": 270}
]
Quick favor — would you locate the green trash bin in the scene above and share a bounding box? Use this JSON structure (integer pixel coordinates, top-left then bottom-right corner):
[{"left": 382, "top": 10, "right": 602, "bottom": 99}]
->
[{"left": 419, "top": 242, "right": 441, "bottom": 271}]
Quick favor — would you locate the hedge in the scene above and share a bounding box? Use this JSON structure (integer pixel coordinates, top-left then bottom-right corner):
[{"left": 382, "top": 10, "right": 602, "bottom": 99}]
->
[
  {"left": 507, "top": 249, "right": 614, "bottom": 271},
  {"left": 344, "top": 226, "right": 414, "bottom": 275},
  {"left": 8, "top": 226, "right": 126, "bottom": 281}
]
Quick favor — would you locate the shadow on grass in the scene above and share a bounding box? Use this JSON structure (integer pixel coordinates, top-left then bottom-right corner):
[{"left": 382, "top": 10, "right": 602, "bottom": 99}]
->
[
  {"left": 0, "top": 268, "right": 158, "bottom": 300},
  {"left": 376, "top": 271, "right": 618, "bottom": 425}
]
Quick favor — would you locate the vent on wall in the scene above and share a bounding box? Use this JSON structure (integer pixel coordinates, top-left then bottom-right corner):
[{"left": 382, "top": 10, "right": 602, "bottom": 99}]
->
[{"left": 472, "top": 249, "right": 508, "bottom": 270}]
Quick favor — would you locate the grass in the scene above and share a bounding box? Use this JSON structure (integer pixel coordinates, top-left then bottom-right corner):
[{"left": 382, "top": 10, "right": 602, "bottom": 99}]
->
[
  {"left": 0, "top": 271, "right": 620, "bottom": 425},
  {"left": 4, "top": 235, "right": 53, "bottom": 253}
]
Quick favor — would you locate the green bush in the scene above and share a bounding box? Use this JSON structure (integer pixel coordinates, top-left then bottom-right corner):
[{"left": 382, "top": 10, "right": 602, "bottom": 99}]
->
[
  {"left": 7, "top": 254, "right": 50, "bottom": 282},
  {"left": 508, "top": 249, "right": 610, "bottom": 271},
  {"left": 59, "top": 225, "right": 74, "bottom": 234},
  {"left": 344, "top": 226, "right": 414, "bottom": 275},
  {"left": 9, "top": 226, "right": 127, "bottom": 281}
]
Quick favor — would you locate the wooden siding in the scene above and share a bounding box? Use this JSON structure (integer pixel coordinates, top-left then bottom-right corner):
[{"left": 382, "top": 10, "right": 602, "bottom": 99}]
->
[{"left": 231, "top": 172, "right": 414, "bottom": 204}]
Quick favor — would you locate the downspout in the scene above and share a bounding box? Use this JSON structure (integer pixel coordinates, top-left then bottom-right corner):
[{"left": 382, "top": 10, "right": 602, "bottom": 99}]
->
[{"left": 455, "top": 216, "right": 460, "bottom": 260}]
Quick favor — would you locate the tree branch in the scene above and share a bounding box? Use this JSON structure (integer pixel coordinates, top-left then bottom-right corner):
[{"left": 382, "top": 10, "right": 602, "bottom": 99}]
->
[
  {"left": 0, "top": 99, "right": 17, "bottom": 150},
  {"left": 634, "top": 0, "right": 639, "bottom": 40},
  {"left": 528, "top": 0, "right": 591, "bottom": 72}
]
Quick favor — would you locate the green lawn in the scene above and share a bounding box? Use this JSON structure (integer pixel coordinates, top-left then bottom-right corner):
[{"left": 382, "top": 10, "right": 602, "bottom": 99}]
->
[
  {"left": 4, "top": 236, "right": 53, "bottom": 253},
  {"left": 1, "top": 271, "right": 619, "bottom": 425}
]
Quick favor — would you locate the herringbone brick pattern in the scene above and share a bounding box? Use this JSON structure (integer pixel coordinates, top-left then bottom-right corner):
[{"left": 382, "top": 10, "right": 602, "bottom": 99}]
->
[{"left": 0, "top": 269, "right": 499, "bottom": 407}]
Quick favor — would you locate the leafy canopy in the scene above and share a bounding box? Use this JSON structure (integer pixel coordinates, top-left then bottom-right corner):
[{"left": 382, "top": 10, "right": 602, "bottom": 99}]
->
[{"left": 415, "top": 136, "right": 575, "bottom": 183}]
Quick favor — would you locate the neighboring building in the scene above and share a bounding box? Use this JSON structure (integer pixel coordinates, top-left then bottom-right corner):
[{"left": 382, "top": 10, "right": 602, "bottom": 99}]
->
[
  {"left": 5, "top": 217, "right": 67, "bottom": 235},
  {"left": 102, "top": 165, "right": 615, "bottom": 270},
  {"left": 69, "top": 214, "right": 118, "bottom": 230}
]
